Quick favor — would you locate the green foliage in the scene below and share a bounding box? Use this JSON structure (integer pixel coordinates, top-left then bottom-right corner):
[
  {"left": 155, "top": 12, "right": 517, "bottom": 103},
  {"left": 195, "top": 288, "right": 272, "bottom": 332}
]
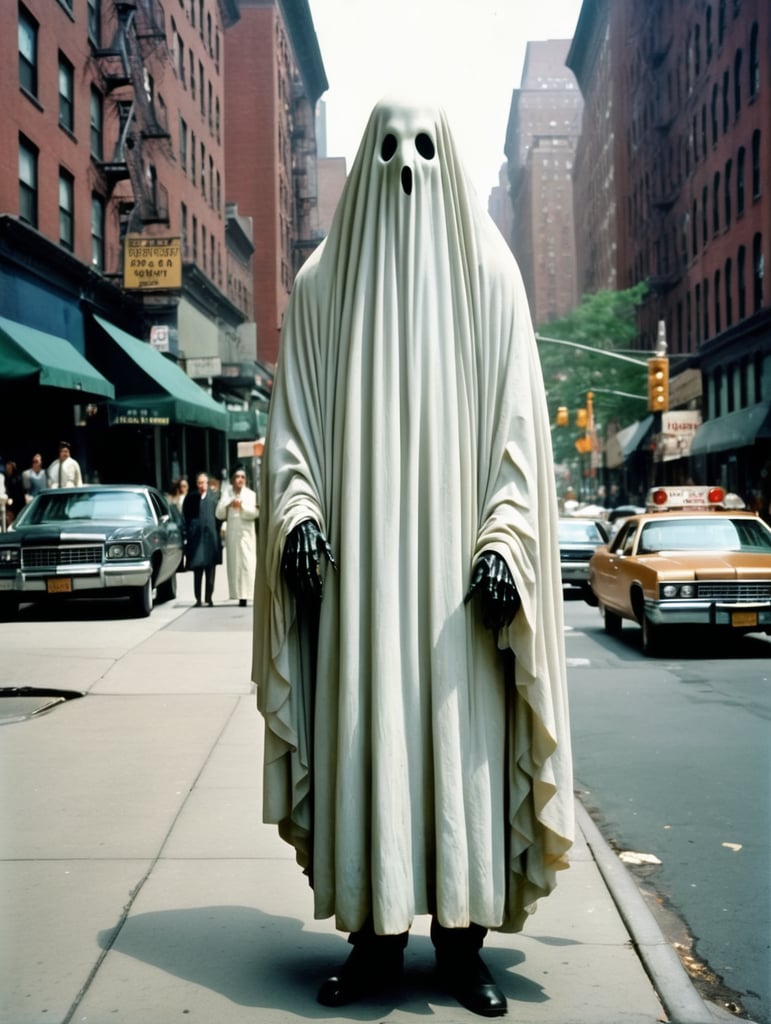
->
[{"left": 536, "top": 284, "right": 649, "bottom": 465}]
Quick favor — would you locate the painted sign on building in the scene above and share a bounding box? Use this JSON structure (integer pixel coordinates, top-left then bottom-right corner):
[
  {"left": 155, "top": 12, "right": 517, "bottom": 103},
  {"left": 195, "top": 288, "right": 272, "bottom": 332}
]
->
[
  {"left": 655, "top": 410, "right": 703, "bottom": 462},
  {"left": 124, "top": 236, "right": 182, "bottom": 290}
]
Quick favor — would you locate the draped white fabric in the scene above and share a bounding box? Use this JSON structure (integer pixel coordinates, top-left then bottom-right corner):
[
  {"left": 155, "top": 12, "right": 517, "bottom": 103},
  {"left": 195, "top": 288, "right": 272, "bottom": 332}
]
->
[{"left": 253, "top": 98, "right": 573, "bottom": 935}]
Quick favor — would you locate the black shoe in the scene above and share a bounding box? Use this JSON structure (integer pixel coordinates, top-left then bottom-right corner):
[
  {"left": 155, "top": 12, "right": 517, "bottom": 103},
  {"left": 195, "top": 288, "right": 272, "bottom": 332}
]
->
[
  {"left": 194, "top": 601, "right": 202, "bottom": 607},
  {"left": 239, "top": 598, "right": 247, "bottom": 607},
  {"left": 206, "top": 600, "right": 214, "bottom": 607},
  {"left": 438, "top": 952, "right": 507, "bottom": 1017},
  {"left": 317, "top": 939, "right": 404, "bottom": 1007}
]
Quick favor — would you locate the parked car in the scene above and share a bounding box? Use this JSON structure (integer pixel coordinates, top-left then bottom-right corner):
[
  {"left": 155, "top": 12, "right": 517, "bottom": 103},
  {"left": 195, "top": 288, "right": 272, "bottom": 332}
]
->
[
  {"left": 558, "top": 517, "right": 609, "bottom": 602},
  {"left": 588, "top": 486, "right": 771, "bottom": 654},
  {"left": 0, "top": 485, "right": 183, "bottom": 618}
]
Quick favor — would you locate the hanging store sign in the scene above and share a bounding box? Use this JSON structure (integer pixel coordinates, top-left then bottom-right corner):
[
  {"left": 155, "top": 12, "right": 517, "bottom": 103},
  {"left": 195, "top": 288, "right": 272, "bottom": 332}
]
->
[
  {"left": 655, "top": 410, "right": 703, "bottom": 462},
  {"left": 124, "top": 236, "right": 182, "bottom": 290}
]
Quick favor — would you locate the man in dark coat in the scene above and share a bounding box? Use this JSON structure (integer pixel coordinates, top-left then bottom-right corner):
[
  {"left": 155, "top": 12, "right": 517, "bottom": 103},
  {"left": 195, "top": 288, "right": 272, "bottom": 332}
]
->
[{"left": 183, "top": 472, "right": 222, "bottom": 606}]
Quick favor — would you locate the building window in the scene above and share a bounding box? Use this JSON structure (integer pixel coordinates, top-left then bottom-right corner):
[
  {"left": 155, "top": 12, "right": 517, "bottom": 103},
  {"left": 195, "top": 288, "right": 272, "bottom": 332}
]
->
[
  {"left": 714, "top": 270, "right": 721, "bottom": 333},
  {"left": 59, "top": 55, "right": 74, "bottom": 131},
  {"left": 192, "top": 214, "right": 198, "bottom": 261},
  {"left": 734, "top": 50, "right": 742, "bottom": 116},
  {"left": 722, "top": 70, "right": 730, "bottom": 132},
  {"left": 201, "top": 225, "right": 207, "bottom": 270},
  {"left": 701, "top": 104, "right": 707, "bottom": 158},
  {"left": 751, "top": 130, "right": 761, "bottom": 198},
  {"left": 18, "top": 135, "right": 37, "bottom": 226},
  {"left": 199, "top": 62, "right": 205, "bottom": 117},
  {"left": 200, "top": 141, "right": 205, "bottom": 195},
  {"left": 179, "top": 116, "right": 187, "bottom": 174},
  {"left": 208, "top": 156, "right": 214, "bottom": 207},
  {"left": 724, "top": 158, "right": 732, "bottom": 225},
  {"left": 706, "top": 6, "right": 713, "bottom": 62},
  {"left": 718, "top": 0, "right": 726, "bottom": 45},
  {"left": 692, "top": 200, "right": 698, "bottom": 256},
  {"left": 18, "top": 6, "right": 38, "bottom": 97},
  {"left": 749, "top": 23, "right": 759, "bottom": 99},
  {"left": 177, "top": 33, "right": 185, "bottom": 83},
  {"left": 215, "top": 98, "right": 220, "bottom": 142},
  {"left": 713, "top": 172, "right": 720, "bottom": 233},
  {"left": 59, "top": 170, "right": 74, "bottom": 251},
  {"left": 695, "top": 283, "right": 702, "bottom": 344},
  {"left": 753, "top": 233, "right": 764, "bottom": 312},
  {"left": 191, "top": 130, "right": 196, "bottom": 181},
  {"left": 702, "top": 186, "right": 708, "bottom": 246},
  {"left": 737, "top": 245, "right": 746, "bottom": 317},
  {"left": 189, "top": 49, "right": 195, "bottom": 95},
  {"left": 91, "top": 194, "right": 104, "bottom": 270},
  {"left": 90, "top": 87, "right": 103, "bottom": 159},
  {"left": 710, "top": 84, "right": 718, "bottom": 144},
  {"left": 725, "top": 258, "right": 733, "bottom": 326},
  {"left": 703, "top": 277, "right": 710, "bottom": 338},
  {"left": 737, "top": 146, "right": 746, "bottom": 214},
  {"left": 87, "top": 0, "right": 101, "bottom": 45},
  {"left": 180, "top": 201, "right": 188, "bottom": 257}
]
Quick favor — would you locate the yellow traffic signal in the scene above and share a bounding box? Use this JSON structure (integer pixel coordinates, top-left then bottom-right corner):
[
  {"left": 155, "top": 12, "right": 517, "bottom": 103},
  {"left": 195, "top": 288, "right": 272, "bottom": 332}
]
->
[
  {"left": 575, "top": 407, "right": 588, "bottom": 428},
  {"left": 647, "top": 357, "right": 669, "bottom": 411},
  {"left": 555, "top": 406, "right": 569, "bottom": 427}
]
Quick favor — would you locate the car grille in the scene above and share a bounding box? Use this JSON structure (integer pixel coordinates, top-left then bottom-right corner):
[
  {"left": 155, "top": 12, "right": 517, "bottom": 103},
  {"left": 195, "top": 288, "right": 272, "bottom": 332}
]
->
[
  {"left": 697, "top": 581, "right": 771, "bottom": 600},
  {"left": 22, "top": 545, "right": 103, "bottom": 571}
]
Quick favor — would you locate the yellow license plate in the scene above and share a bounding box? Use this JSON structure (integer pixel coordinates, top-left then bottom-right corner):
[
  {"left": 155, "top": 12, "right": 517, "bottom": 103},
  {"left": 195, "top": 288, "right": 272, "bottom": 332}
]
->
[
  {"left": 731, "top": 611, "right": 757, "bottom": 627},
  {"left": 47, "top": 578, "right": 72, "bottom": 594}
]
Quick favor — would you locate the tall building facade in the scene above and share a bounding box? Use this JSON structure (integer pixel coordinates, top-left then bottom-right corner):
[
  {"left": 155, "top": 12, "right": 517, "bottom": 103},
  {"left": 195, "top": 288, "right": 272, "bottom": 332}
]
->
[
  {"left": 224, "top": 0, "right": 327, "bottom": 367},
  {"left": 0, "top": 0, "right": 260, "bottom": 488},
  {"left": 504, "top": 39, "right": 584, "bottom": 326},
  {"left": 568, "top": 0, "right": 770, "bottom": 505}
]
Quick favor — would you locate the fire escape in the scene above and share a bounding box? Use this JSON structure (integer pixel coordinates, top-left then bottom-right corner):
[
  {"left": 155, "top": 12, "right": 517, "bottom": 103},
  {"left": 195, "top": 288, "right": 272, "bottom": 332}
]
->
[
  {"left": 290, "top": 76, "right": 321, "bottom": 274},
  {"left": 93, "top": 0, "right": 171, "bottom": 235}
]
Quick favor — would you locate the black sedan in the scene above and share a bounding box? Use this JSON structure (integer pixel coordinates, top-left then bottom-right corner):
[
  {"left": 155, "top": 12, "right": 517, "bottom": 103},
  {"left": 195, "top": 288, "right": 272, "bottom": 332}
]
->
[
  {"left": 558, "top": 516, "right": 609, "bottom": 603},
  {"left": 0, "top": 485, "right": 183, "bottom": 618}
]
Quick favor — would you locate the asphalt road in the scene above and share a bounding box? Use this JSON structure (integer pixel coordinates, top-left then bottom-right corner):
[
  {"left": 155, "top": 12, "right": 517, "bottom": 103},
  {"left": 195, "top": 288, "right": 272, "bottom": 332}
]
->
[{"left": 563, "top": 593, "right": 771, "bottom": 1024}]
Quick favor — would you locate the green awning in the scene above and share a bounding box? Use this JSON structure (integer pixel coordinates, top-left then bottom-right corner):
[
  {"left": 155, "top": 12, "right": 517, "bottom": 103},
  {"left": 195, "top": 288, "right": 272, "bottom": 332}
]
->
[
  {"left": 0, "top": 315, "right": 114, "bottom": 397},
  {"left": 690, "top": 401, "right": 771, "bottom": 456},
  {"left": 93, "top": 316, "right": 227, "bottom": 431}
]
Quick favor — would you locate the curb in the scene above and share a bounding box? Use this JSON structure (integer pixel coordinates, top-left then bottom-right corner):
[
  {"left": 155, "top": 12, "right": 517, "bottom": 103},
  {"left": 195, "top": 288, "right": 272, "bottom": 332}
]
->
[{"left": 575, "top": 801, "right": 745, "bottom": 1024}]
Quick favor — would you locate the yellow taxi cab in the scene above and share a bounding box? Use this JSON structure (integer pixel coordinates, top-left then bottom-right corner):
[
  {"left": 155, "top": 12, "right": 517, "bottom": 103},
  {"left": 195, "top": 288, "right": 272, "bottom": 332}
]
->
[{"left": 588, "top": 485, "right": 771, "bottom": 655}]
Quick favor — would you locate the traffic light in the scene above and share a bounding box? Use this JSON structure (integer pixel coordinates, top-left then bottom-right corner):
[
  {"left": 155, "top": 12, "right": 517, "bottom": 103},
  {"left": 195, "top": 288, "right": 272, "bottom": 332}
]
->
[
  {"left": 647, "top": 356, "right": 669, "bottom": 411},
  {"left": 555, "top": 406, "right": 569, "bottom": 427},
  {"left": 575, "top": 407, "right": 588, "bottom": 428}
]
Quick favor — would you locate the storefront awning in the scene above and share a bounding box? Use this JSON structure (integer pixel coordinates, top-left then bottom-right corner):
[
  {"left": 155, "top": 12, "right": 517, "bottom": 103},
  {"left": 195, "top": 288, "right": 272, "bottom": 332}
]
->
[
  {"left": 0, "top": 315, "right": 114, "bottom": 397},
  {"left": 93, "top": 316, "right": 227, "bottom": 431},
  {"left": 690, "top": 401, "right": 771, "bottom": 456}
]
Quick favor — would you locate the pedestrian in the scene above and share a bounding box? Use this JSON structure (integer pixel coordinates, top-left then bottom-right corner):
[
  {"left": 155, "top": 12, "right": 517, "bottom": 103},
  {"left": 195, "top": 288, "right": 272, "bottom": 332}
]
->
[
  {"left": 182, "top": 472, "right": 221, "bottom": 606},
  {"left": 2, "top": 460, "right": 26, "bottom": 526},
  {"left": 216, "top": 467, "right": 258, "bottom": 606},
  {"left": 22, "top": 453, "right": 48, "bottom": 503},
  {"left": 47, "top": 441, "right": 83, "bottom": 489},
  {"left": 252, "top": 97, "right": 572, "bottom": 1018}
]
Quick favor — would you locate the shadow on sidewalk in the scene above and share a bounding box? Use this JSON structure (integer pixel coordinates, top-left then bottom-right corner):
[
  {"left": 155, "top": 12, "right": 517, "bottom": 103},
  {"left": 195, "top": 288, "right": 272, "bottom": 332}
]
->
[{"left": 98, "top": 905, "right": 548, "bottom": 1016}]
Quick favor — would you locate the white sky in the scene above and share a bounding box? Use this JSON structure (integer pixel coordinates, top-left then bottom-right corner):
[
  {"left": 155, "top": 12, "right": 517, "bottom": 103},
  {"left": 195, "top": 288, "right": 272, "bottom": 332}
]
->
[{"left": 308, "top": 0, "right": 585, "bottom": 201}]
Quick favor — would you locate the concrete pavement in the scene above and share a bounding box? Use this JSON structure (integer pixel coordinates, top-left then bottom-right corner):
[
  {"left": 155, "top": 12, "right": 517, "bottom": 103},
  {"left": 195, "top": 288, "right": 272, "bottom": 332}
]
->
[{"left": 0, "top": 572, "right": 737, "bottom": 1024}]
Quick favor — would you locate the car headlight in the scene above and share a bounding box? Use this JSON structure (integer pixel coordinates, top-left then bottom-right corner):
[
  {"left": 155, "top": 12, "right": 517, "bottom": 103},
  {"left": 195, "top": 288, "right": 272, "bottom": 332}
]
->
[
  {"left": 0, "top": 548, "right": 20, "bottom": 566},
  {"left": 661, "top": 583, "right": 696, "bottom": 598},
  {"left": 106, "top": 543, "right": 143, "bottom": 559}
]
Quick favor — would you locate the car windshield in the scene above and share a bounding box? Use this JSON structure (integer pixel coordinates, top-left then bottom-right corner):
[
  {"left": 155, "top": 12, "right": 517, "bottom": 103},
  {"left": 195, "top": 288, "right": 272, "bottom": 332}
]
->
[
  {"left": 559, "top": 520, "right": 606, "bottom": 543},
  {"left": 638, "top": 518, "right": 771, "bottom": 554},
  {"left": 22, "top": 491, "right": 153, "bottom": 525}
]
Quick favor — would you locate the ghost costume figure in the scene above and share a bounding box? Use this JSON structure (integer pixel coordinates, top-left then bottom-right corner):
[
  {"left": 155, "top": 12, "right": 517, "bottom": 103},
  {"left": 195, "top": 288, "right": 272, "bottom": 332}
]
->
[{"left": 253, "top": 97, "right": 573, "bottom": 1016}]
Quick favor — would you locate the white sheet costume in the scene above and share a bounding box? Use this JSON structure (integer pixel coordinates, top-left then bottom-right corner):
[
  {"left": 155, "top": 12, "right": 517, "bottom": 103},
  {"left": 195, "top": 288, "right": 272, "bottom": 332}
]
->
[{"left": 253, "top": 97, "right": 573, "bottom": 937}]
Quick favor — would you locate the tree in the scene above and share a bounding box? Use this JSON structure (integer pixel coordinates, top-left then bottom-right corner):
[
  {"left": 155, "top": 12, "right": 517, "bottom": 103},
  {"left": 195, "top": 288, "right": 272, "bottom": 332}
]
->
[{"left": 536, "top": 283, "right": 649, "bottom": 466}]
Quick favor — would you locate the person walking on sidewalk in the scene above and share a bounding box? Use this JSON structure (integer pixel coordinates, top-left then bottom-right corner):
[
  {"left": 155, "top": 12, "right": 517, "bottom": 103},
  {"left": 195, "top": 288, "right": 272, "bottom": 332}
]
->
[
  {"left": 183, "top": 472, "right": 221, "bottom": 607},
  {"left": 47, "top": 441, "right": 82, "bottom": 489},
  {"left": 253, "top": 97, "right": 573, "bottom": 1019},
  {"left": 216, "top": 467, "right": 258, "bottom": 606}
]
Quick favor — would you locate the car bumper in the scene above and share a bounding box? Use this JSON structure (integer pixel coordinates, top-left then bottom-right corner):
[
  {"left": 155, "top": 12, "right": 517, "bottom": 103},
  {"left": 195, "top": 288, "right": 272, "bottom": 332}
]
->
[
  {"left": 561, "top": 563, "right": 590, "bottom": 583},
  {"left": 644, "top": 598, "right": 771, "bottom": 629},
  {"left": 0, "top": 562, "right": 153, "bottom": 595}
]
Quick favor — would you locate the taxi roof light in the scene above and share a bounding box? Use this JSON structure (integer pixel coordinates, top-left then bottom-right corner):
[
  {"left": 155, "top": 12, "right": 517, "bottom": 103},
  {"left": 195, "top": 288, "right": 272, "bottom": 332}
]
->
[{"left": 645, "top": 485, "right": 741, "bottom": 511}]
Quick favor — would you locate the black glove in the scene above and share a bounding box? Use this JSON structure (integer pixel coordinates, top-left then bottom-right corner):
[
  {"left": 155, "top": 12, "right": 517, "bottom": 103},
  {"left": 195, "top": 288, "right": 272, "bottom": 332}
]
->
[
  {"left": 464, "top": 551, "right": 521, "bottom": 632},
  {"left": 281, "top": 519, "right": 336, "bottom": 603}
]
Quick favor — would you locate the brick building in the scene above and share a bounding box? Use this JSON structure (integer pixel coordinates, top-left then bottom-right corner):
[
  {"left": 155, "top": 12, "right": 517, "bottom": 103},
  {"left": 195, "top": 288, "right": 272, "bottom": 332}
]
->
[
  {"left": 224, "top": 0, "right": 327, "bottom": 367},
  {"left": 1, "top": 0, "right": 260, "bottom": 489},
  {"left": 568, "top": 0, "right": 770, "bottom": 506},
  {"left": 504, "top": 39, "right": 584, "bottom": 326}
]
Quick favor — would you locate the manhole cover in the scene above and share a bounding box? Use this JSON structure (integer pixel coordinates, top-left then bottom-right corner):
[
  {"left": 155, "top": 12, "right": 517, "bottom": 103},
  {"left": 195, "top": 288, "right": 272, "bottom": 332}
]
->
[{"left": 0, "top": 687, "right": 84, "bottom": 723}]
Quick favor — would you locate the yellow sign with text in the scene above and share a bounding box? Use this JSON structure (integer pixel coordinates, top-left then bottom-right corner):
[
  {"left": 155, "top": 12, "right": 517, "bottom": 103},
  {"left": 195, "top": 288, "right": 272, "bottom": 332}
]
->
[{"left": 124, "top": 236, "right": 182, "bottom": 290}]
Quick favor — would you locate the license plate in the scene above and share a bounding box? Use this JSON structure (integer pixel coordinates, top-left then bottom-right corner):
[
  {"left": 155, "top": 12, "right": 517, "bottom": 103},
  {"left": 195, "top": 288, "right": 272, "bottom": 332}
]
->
[
  {"left": 732, "top": 611, "right": 757, "bottom": 627},
  {"left": 47, "top": 578, "right": 72, "bottom": 594}
]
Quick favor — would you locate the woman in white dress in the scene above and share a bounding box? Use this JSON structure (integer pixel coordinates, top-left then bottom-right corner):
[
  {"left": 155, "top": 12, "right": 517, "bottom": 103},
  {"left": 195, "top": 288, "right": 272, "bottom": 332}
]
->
[{"left": 216, "top": 468, "right": 258, "bottom": 606}]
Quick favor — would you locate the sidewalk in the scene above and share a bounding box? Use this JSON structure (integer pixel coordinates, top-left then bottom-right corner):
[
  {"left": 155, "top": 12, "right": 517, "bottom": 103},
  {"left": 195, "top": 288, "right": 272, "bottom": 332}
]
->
[{"left": 0, "top": 573, "right": 732, "bottom": 1024}]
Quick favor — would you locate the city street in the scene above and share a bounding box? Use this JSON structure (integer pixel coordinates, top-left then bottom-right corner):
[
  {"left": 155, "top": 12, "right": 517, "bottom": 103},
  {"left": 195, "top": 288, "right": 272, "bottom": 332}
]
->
[{"left": 564, "top": 595, "right": 770, "bottom": 1024}]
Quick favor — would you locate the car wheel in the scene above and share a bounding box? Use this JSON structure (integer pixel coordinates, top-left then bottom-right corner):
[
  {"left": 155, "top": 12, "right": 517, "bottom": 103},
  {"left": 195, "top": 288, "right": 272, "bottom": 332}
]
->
[
  {"left": 641, "top": 615, "right": 661, "bottom": 656},
  {"left": 130, "top": 579, "right": 153, "bottom": 618},
  {"left": 0, "top": 595, "right": 19, "bottom": 620},
  {"left": 602, "top": 604, "right": 623, "bottom": 637},
  {"left": 156, "top": 573, "right": 177, "bottom": 603}
]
